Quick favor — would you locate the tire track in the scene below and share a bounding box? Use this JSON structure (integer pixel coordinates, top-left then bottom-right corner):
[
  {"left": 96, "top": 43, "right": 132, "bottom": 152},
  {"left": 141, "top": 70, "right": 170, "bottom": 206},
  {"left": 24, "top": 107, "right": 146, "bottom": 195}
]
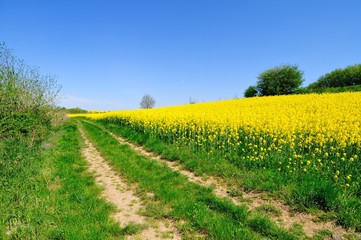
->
[
  {"left": 92, "top": 122, "right": 358, "bottom": 240},
  {"left": 79, "top": 126, "right": 181, "bottom": 240}
]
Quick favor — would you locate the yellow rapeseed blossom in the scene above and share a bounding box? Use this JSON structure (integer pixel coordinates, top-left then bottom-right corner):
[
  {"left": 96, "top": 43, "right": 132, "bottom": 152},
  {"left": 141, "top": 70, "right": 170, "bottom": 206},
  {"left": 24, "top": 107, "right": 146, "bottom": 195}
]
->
[{"left": 70, "top": 92, "right": 361, "bottom": 186}]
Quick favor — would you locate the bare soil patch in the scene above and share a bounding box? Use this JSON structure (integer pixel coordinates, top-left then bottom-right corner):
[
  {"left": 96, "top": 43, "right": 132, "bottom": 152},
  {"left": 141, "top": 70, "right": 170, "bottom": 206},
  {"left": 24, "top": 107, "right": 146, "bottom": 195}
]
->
[
  {"left": 79, "top": 127, "right": 181, "bottom": 240},
  {"left": 104, "top": 128, "right": 358, "bottom": 240}
]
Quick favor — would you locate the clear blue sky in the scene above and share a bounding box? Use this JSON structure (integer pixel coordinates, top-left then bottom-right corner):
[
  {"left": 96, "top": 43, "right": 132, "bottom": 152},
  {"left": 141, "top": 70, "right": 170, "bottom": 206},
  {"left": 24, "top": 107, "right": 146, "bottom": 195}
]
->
[{"left": 1, "top": 1, "right": 360, "bottom": 110}]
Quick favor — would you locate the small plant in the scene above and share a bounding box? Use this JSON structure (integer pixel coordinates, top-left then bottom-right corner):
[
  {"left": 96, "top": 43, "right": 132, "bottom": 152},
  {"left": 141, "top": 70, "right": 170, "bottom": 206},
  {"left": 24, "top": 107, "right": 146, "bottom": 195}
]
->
[
  {"left": 227, "top": 187, "right": 243, "bottom": 198},
  {"left": 120, "top": 223, "right": 147, "bottom": 235},
  {"left": 314, "top": 229, "right": 333, "bottom": 239},
  {"left": 255, "top": 204, "right": 282, "bottom": 217}
]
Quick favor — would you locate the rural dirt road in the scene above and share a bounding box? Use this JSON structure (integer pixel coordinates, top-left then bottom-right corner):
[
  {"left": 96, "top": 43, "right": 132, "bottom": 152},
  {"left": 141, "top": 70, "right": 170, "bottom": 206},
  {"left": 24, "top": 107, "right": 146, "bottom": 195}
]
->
[
  {"left": 80, "top": 120, "right": 361, "bottom": 240},
  {"left": 104, "top": 125, "right": 354, "bottom": 240},
  {"left": 79, "top": 127, "right": 181, "bottom": 240}
]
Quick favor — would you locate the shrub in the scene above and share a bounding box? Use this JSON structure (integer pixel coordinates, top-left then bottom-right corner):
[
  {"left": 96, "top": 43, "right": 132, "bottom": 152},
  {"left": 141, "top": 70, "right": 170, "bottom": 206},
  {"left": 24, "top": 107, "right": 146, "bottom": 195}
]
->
[
  {"left": 309, "top": 64, "right": 361, "bottom": 89},
  {"left": 0, "top": 43, "right": 60, "bottom": 142},
  {"left": 244, "top": 85, "right": 258, "bottom": 98},
  {"left": 256, "top": 64, "right": 304, "bottom": 96}
]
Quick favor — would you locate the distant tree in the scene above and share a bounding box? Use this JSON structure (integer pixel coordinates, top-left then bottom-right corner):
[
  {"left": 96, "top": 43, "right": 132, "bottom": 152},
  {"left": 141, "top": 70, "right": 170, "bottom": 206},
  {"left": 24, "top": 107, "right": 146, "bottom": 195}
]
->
[
  {"left": 256, "top": 64, "right": 304, "bottom": 96},
  {"left": 66, "top": 107, "right": 88, "bottom": 114},
  {"left": 244, "top": 85, "right": 258, "bottom": 98},
  {"left": 140, "top": 94, "right": 155, "bottom": 109},
  {"left": 308, "top": 64, "right": 361, "bottom": 89},
  {"left": 189, "top": 97, "right": 197, "bottom": 104}
]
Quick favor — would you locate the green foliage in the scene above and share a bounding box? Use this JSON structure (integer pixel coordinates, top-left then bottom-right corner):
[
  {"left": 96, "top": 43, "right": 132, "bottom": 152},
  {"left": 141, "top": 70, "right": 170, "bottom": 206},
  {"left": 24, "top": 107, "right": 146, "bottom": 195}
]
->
[
  {"left": 0, "top": 121, "right": 123, "bottom": 239},
  {"left": 244, "top": 85, "right": 258, "bottom": 98},
  {"left": 81, "top": 120, "right": 300, "bottom": 239},
  {"left": 247, "top": 214, "right": 295, "bottom": 240},
  {"left": 255, "top": 204, "right": 282, "bottom": 217},
  {"left": 65, "top": 107, "right": 88, "bottom": 114},
  {"left": 256, "top": 64, "right": 304, "bottom": 96},
  {"left": 296, "top": 84, "right": 361, "bottom": 94},
  {"left": 288, "top": 176, "right": 339, "bottom": 211},
  {"left": 309, "top": 64, "right": 361, "bottom": 89},
  {"left": 0, "top": 43, "right": 60, "bottom": 143},
  {"left": 96, "top": 119, "right": 361, "bottom": 231}
]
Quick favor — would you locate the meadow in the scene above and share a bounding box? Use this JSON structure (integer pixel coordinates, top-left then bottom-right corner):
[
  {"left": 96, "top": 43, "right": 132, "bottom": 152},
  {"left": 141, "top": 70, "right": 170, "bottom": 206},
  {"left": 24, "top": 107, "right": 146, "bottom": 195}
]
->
[{"left": 71, "top": 92, "right": 361, "bottom": 231}]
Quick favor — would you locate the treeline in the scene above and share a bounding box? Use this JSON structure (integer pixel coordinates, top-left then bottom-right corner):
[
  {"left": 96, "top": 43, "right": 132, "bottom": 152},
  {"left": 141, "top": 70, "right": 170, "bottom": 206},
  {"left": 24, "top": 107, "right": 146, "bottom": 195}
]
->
[
  {"left": 244, "top": 64, "right": 361, "bottom": 97},
  {"left": 0, "top": 42, "right": 60, "bottom": 143},
  {"left": 61, "top": 107, "right": 88, "bottom": 114},
  {"left": 308, "top": 64, "right": 361, "bottom": 89},
  {"left": 58, "top": 107, "right": 105, "bottom": 114}
]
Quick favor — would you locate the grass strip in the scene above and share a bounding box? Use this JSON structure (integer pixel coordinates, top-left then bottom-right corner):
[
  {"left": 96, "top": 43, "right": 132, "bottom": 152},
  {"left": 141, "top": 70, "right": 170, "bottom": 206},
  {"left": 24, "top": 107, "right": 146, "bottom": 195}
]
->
[
  {"left": 95, "top": 119, "right": 361, "bottom": 232},
  {"left": 0, "top": 120, "right": 125, "bottom": 239},
  {"left": 81, "top": 120, "right": 297, "bottom": 239}
]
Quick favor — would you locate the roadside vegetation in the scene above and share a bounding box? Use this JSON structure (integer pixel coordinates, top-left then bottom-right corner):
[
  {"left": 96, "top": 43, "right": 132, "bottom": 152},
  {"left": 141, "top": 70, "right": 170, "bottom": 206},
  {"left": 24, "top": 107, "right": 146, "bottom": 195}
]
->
[
  {"left": 80, "top": 120, "right": 301, "bottom": 239},
  {"left": 1, "top": 121, "right": 126, "bottom": 239},
  {"left": 2, "top": 41, "right": 360, "bottom": 239},
  {"left": 71, "top": 92, "right": 361, "bottom": 233},
  {"left": 0, "top": 44, "right": 122, "bottom": 239},
  {"left": 94, "top": 117, "right": 361, "bottom": 234}
]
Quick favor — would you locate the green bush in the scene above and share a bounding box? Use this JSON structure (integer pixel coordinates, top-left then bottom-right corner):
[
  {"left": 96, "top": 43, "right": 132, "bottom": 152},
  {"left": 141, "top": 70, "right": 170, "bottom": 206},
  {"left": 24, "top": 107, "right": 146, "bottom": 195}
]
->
[
  {"left": 0, "top": 43, "right": 60, "bottom": 143},
  {"left": 244, "top": 85, "right": 258, "bottom": 98},
  {"left": 256, "top": 64, "right": 304, "bottom": 96},
  {"left": 309, "top": 64, "right": 361, "bottom": 89}
]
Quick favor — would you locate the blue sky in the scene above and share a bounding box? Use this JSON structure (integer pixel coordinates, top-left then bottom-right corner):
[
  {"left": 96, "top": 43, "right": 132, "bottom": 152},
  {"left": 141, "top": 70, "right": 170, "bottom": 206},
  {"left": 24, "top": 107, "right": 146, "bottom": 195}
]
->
[{"left": 1, "top": 1, "right": 360, "bottom": 110}]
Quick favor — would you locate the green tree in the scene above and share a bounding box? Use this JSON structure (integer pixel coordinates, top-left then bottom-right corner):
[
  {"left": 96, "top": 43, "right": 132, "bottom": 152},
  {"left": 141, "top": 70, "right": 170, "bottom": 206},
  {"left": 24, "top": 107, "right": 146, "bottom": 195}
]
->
[
  {"left": 256, "top": 64, "right": 304, "bottom": 96},
  {"left": 308, "top": 64, "right": 361, "bottom": 89},
  {"left": 244, "top": 85, "right": 258, "bottom": 98}
]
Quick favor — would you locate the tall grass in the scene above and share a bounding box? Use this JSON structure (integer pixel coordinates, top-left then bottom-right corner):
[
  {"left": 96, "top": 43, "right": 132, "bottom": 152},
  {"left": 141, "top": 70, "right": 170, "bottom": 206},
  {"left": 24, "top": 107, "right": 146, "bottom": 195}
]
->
[
  {"left": 93, "top": 118, "right": 361, "bottom": 231},
  {"left": 0, "top": 121, "right": 125, "bottom": 239},
  {"left": 81, "top": 120, "right": 299, "bottom": 239}
]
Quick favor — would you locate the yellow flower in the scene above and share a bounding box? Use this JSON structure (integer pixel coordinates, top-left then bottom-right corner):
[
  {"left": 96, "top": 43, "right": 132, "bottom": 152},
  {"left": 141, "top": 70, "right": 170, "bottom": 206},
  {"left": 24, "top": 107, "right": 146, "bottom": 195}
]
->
[{"left": 70, "top": 92, "right": 361, "bottom": 181}]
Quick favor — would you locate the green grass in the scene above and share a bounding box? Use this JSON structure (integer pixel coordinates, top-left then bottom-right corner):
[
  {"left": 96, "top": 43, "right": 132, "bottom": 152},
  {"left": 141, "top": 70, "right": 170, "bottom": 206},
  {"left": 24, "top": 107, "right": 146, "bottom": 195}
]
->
[
  {"left": 93, "top": 119, "right": 361, "bottom": 232},
  {"left": 296, "top": 84, "right": 361, "bottom": 94},
  {"left": 81, "top": 120, "right": 298, "bottom": 239},
  {"left": 0, "top": 120, "right": 127, "bottom": 239},
  {"left": 255, "top": 204, "right": 282, "bottom": 217}
]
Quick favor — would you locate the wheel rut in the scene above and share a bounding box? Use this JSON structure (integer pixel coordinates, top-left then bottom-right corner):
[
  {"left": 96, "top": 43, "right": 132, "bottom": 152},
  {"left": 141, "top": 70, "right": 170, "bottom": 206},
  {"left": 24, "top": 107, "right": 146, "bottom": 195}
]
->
[
  {"left": 92, "top": 123, "right": 359, "bottom": 240},
  {"left": 79, "top": 126, "right": 181, "bottom": 240}
]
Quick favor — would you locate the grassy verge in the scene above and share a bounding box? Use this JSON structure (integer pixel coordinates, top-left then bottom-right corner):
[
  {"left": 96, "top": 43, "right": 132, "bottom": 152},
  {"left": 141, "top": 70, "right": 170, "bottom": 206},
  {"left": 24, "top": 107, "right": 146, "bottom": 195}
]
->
[
  {"left": 0, "top": 120, "right": 124, "bottom": 239},
  {"left": 93, "top": 119, "right": 361, "bottom": 232},
  {"left": 296, "top": 84, "right": 361, "bottom": 94},
  {"left": 81, "top": 120, "right": 299, "bottom": 239}
]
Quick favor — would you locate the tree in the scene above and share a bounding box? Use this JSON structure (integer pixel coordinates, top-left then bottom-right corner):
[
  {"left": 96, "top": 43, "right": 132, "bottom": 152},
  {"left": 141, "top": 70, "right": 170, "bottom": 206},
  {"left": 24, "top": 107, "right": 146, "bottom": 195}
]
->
[
  {"left": 244, "top": 85, "right": 258, "bottom": 98},
  {"left": 308, "top": 64, "right": 361, "bottom": 89},
  {"left": 189, "top": 97, "right": 197, "bottom": 104},
  {"left": 256, "top": 64, "right": 304, "bottom": 96},
  {"left": 140, "top": 94, "right": 155, "bottom": 109}
]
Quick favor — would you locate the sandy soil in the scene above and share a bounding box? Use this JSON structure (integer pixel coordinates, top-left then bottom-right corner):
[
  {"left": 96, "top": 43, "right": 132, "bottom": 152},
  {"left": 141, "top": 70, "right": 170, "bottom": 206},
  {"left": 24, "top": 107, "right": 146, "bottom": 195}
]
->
[
  {"left": 102, "top": 127, "right": 358, "bottom": 240},
  {"left": 79, "top": 127, "right": 181, "bottom": 240}
]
